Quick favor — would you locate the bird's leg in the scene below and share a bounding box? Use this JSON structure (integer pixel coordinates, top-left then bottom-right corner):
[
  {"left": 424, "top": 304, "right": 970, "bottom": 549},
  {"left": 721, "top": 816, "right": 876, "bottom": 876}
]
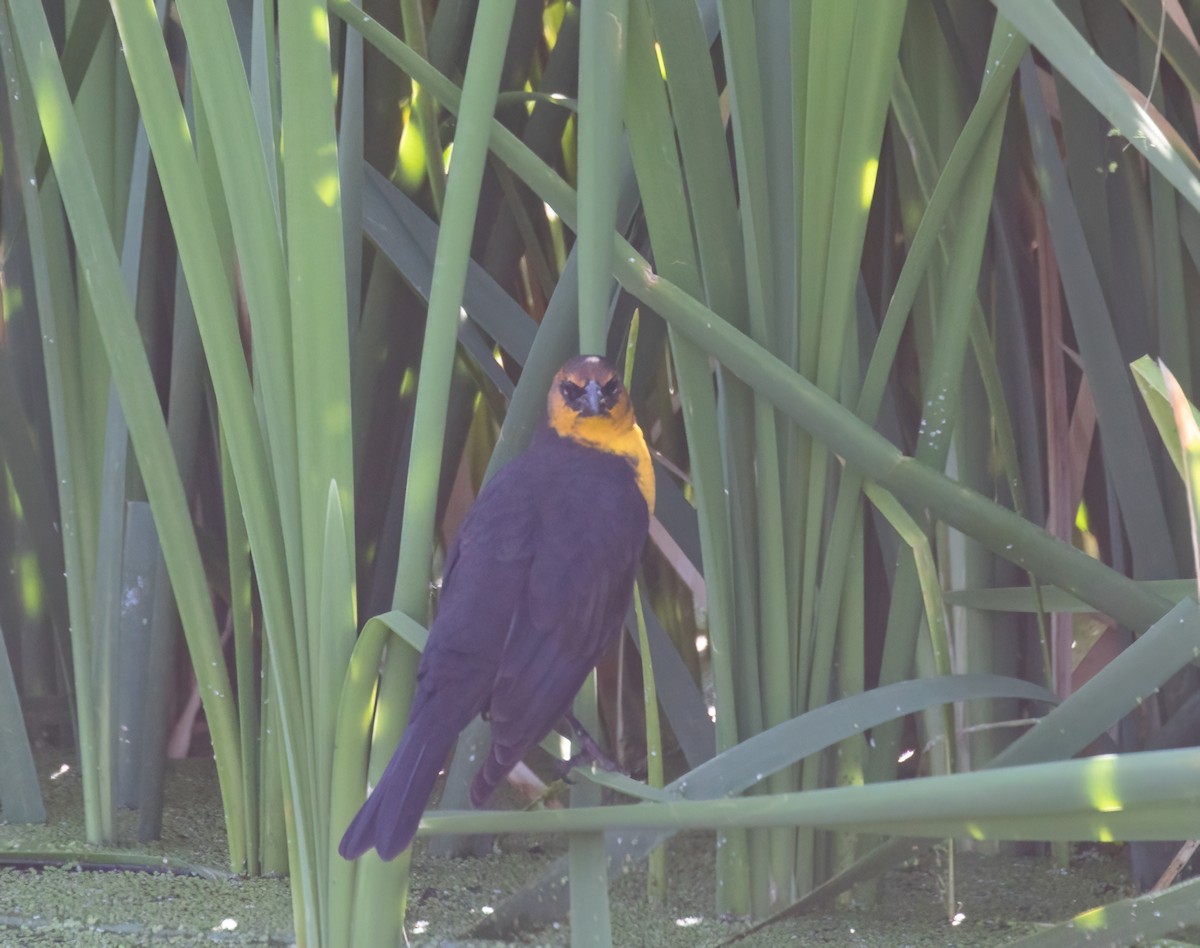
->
[{"left": 556, "top": 712, "right": 622, "bottom": 778}]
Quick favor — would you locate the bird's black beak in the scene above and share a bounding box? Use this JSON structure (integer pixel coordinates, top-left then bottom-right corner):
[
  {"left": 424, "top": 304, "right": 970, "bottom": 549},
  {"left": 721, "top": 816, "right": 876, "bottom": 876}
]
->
[{"left": 582, "top": 379, "right": 603, "bottom": 416}]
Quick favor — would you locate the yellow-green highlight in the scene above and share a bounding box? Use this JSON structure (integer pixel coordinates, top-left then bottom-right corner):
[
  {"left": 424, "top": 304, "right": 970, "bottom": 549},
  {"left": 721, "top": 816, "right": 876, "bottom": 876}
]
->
[
  {"left": 860, "top": 157, "right": 879, "bottom": 209},
  {"left": 1084, "top": 755, "right": 1124, "bottom": 814},
  {"left": 19, "top": 552, "right": 43, "bottom": 620}
]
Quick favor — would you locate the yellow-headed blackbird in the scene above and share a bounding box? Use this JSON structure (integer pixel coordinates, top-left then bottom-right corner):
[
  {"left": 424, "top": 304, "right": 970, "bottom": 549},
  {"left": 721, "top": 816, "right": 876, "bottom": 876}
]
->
[{"left": 339, "top": 355, "right": 654, "bottom": 861}]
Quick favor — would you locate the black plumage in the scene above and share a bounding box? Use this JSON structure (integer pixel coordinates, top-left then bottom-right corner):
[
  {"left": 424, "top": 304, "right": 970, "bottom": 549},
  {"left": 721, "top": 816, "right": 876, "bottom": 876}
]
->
[{"left": 339, "top": 356, "right": 651, "bottom": 861}]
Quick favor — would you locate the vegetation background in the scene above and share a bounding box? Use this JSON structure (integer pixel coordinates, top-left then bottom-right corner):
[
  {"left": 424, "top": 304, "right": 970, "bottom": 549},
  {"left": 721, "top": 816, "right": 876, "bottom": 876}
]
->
[{"left": 4, "top": 0, "right": 1200, "bottom": 944}]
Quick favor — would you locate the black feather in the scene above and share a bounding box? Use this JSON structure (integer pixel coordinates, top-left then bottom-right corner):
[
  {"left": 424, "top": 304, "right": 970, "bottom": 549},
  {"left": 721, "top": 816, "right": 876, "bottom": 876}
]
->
[{"left": 340, "top": 369, "right": 649, "bottom": 861}]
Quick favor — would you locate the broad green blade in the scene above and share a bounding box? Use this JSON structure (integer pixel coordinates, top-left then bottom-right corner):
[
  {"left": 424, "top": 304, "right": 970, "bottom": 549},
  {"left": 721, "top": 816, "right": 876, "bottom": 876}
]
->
[
  {"left": 1021, "top": 56, "right": 1174, "bottom": 579},
  {"left": 278, "top": 5, "right": 354, "bottom": 779},
  {"left": 9, "top": 0, "right": 246, "bottom": 868},
  {"left": 330, "top": 608, "right": 426, "bottom": 942},
  {"left": 576, "top": 0, "right": 627, "bottom": 354},
  {"left": 995, "top": 0, "right": 1200, "bottom": 210},
  {"left": 430, "top": 746, "right": 1200, "bottom": 842},
  {"left": 0, "top": 620, "right": 44, "bottom": 823},
  {"left": 0, "top": 10, "right": 97, "bottom": 838},
  {"left": 994, "top": 598, "right": 1200, "bottom": 767},
  {"left": 1133, "top": 355, "right": 1200, "bottom": 481},
  {"left": 474, "top": 673, "right": 1054, "bottom": 937},
  {"left": 312, "top": 480, "right": 355, "bottom": 939},
  {"left": 356, "top": 3, "right": 517, "bottom": 941},
  {"left": 88, "top": 389, "right": 126, "bottom": 842},
  {"left": 138, "top": 207, "right": 213, "bottom": 843},
  {"left": 219, "top": 429, "right": 259, "bottom": 871},
  {"left": 946, "top": 579, "right": 1193, "bottom": 613},
  {"left": 362, "top": 166, "right": 536, "bottom": 360},
  {"left": 1009, "top": 874, "right": 1200, "bottom": 947}
]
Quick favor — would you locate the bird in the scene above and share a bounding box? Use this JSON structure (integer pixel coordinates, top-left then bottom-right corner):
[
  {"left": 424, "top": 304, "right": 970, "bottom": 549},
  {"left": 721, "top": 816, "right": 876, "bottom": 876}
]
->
[{"left": 339, "top": 354, "right": 655, "bottom": 861}]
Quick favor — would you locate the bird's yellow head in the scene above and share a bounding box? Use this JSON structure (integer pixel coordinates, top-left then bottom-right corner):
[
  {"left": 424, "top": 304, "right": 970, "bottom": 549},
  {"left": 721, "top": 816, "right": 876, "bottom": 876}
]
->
[{"left": 547, "top": 355, "right": 655, "bottom": 515}]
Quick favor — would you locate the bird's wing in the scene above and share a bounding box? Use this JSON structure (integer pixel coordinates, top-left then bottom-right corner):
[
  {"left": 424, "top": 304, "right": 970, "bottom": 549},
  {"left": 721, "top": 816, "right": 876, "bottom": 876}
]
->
[
  {"left": 341, "top": 458, "right": 543, "bottom": 858},
  {"left": 422, "top": 458, "right": 538, "bottom": 662},
  {"left": 487, "top": 569, "right": 617, "bottom": 745},
  {"left": 484, "top": 473, "right": 646, "bottom": 760}
]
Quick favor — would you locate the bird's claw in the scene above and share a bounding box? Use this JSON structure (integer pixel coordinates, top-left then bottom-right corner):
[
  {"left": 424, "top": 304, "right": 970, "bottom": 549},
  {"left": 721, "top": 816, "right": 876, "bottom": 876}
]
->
[{"left": 558, "top": 712, "right": 623, "bottom": 778}]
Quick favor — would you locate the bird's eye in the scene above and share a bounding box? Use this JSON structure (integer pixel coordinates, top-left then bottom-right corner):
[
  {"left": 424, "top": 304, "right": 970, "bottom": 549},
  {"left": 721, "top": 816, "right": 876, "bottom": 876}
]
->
[{"left": 561, "top": 381, "right": 584, "bottom": 402}]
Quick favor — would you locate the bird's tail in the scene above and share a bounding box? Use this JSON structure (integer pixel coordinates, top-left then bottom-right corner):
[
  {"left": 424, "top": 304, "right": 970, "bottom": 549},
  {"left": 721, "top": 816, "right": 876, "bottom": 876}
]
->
[{"left": 338, "top": 705, "right": 461, "bottom": 861}]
